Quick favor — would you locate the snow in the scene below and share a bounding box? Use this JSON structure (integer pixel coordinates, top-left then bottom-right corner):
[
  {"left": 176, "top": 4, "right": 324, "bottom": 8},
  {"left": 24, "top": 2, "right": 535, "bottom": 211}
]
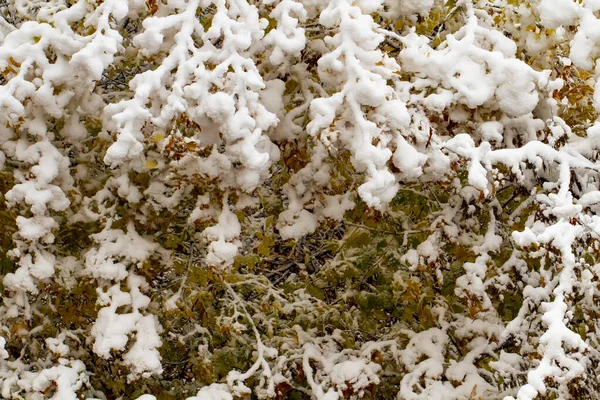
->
[
  {"left": 278, "top": 209, "right": 320, "bottom": 240},
  {"left": 479, "top": 121, "right": 504, "bottom": 143},
  {"left": 330, "top": 359, "right": 381, "bottom": 395},
  {"left": 91, "top": 275, "right": 163, "bottom": 379},
  {"left": 122, "top": 314, "right": 163, "bottom": 380},
  {"left": 0, "top": 337, "right": 8, "bottom": 360},
  {"left": 538, "top": 0, "right": 581, "bottom": 29},
  {"left": 383, "top": 0, "right": 434, "bottom": 18},
  {"left": 393, "top": 135, "right": 428, "bottom": 180},
  {"left": 203, "top": 200, "right": 242, "bottom": 268},
  {"left": 28, "top": 359, "right": 87, "bottom": 400},
  {"left": 27, "top": 250, "right": 56, "bottom": 280},
  {"left": 186, "top": 384, "right": 233, "bottom": 400},
  {"left": 135, "top": 396, "right": 157, "bottom": 400},
  {"left": 84, "top": 222, "right": 159, "bottom": 281},
  {"left": 264, "top": 1, "right": 307, "bottom": 65},
  {"left": 321, "top": 194, "right": 356, "bottom": 220}
]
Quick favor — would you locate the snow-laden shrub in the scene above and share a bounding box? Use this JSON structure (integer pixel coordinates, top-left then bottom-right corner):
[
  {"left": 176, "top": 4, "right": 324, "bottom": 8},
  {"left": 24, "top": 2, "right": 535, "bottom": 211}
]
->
[{"left": 1, "top": 0, "right": 600, "bottom": 399}]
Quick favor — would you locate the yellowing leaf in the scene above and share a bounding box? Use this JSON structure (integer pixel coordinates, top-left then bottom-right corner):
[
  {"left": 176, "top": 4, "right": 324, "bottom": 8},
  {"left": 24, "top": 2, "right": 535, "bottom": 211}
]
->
[
  {"left": 152, "top": 132, "right": 165, "bottom": 143},
  {"left": 257, "top": 243, "right": 271, "bottom": 257},
  {"left": 144, "top": 160, "right": 158, "bottom": 169}
]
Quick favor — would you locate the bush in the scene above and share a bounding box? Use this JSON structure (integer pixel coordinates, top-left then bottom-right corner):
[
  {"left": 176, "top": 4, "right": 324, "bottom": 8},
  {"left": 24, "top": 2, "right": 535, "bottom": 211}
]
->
[{"left": 1, "top": 0, "right": 600, "bottom": 399}]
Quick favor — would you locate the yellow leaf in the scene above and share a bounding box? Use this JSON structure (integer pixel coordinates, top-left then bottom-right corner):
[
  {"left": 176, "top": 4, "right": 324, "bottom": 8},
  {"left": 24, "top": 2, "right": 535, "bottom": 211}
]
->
[
  {"left": 469, "top": 385, "right": 478, "bottom": 399},
  {"left": 152, "top": 132, "right": 165, "bottom": 143},
  {"left": 257, "top": 243, "right": 271, "bottom": 257}
]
